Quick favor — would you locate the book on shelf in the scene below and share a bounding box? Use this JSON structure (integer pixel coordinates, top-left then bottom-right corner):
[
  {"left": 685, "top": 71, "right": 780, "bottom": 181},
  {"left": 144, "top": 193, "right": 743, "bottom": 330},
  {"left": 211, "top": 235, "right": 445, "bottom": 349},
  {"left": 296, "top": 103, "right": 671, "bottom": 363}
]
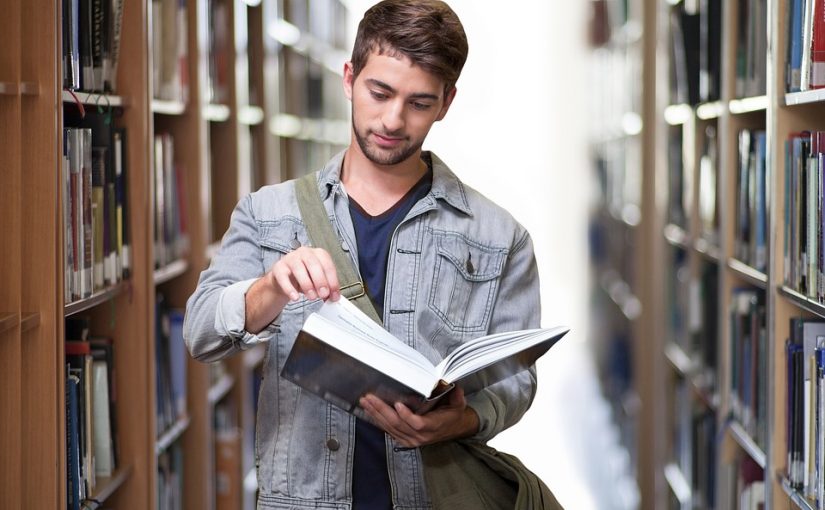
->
[
  {"left": 786, "top": 318, "right": 825, "bottom": 500},
  {"left": 155, "top": 294, "right": 188, "bottom": 434},
  {"left": 698, "top": 125, "right": 719, "bottom": 246},
  {"left": 735, "top": 0, "right": 768, "bottom": 98},
  {"left": 698, "top": 0, "right": 722, "bottom": 102},
  {"left": 152, "top": 0, "right": 189, "bottom": 102},
  {"left": 153, "top": 133, "right": 190, "bottom": 269},
  {"left": 62, "top": 0, "right": 125, "bottom": 92},
  {"left": 281, "top": 297, "right": 569, "bottom": 420},
  {"left": 734, "top": 129, "right": 768, "bottom": 273}
]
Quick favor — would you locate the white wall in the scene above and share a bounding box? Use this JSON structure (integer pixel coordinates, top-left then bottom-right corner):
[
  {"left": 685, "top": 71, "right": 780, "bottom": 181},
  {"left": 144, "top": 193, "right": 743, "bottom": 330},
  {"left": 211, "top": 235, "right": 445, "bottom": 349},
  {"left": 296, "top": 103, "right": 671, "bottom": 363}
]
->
[{"left": 345, "top": 2, "right": 611, "bottom": 507}]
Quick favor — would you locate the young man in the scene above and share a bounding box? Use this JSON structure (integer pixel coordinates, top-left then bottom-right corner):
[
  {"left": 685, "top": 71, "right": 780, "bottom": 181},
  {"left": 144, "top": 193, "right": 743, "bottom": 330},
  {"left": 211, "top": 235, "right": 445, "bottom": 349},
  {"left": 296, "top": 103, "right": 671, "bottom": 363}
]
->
[{"left": 184, "top": 1, "right": 541, "bottom": 508}]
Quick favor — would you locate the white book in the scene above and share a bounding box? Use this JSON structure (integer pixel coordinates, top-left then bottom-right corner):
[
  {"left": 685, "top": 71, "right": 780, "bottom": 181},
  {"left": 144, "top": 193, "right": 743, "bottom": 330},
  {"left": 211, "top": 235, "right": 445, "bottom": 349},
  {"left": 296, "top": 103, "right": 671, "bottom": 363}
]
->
[
  {"left": 281, "top": 297, "right": 568, "bottom": 420},
  {"left": 92, "top": 360, "right": 114, "bottom": 476}
]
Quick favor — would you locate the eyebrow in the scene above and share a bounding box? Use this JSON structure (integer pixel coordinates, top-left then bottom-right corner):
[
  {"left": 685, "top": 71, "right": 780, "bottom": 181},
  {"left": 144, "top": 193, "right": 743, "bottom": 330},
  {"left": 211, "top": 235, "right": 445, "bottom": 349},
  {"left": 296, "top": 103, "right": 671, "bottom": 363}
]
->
[{"left": 365, "top": 78, "right": 440, "bottom": 101}]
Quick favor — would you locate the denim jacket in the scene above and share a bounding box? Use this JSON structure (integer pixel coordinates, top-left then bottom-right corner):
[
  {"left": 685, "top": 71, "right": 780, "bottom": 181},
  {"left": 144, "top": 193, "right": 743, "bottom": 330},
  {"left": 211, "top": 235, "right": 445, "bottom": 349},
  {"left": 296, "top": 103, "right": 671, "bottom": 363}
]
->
[{"left": 183, "top": 151, "right": 541, "bottom": 509}]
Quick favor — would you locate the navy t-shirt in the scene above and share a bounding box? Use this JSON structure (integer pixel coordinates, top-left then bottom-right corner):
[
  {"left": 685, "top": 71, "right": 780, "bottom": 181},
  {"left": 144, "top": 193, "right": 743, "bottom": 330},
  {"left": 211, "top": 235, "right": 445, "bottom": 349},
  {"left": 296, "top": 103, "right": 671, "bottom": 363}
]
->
[{"left": 349, "top": 167, "right": 433, "bottom": 510}]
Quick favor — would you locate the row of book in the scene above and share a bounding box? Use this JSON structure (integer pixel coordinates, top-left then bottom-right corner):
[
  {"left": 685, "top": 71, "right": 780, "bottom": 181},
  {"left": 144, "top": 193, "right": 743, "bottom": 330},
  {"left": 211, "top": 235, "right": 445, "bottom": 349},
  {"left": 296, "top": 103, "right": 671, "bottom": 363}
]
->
[
  {"left": 717, "top": 454, "right": 765, "bottom": 509},
  {"left": 154, "top": 133, "right": 190, "bottom": 269},
  {"left": 157, "top": 444, "right": 184, "bottom": 510},
  {"left": 735, "top": 0, "right": 768, "bottom": 98},
  {"left": 786, "top": 0, "right": 825, "bottom": 92},
  {"left": 668, "top": 0, "right": 722, "bottom": 106},
  {"left": 62, "top": 0, "right": 125, "bottom": 93},
  {"left": 155, "top": 294, "right": 187, "bottom": 436},
  {"left": 783, "top": 131, "right": 825, "bottom": 300},
  {"left": 734, "top": 129, "right": 768, "bottom": 274},
  {"left": 62, "top": 121, "right": 131, "bottom": 303},
  {"left": 208, "top": 0, "right": 230, "bottom": 105},
  {"left": 785, "top": 318, "right": 825, "bottom": 505},
  {"left": 670, "top": 380, "right": 718, "bottom": 509},
  {"left": 729, "top": 289, "right": 768, "bottom": 451},
  {"left": 65, "top": 317, "right": 119, "bottom": 510},
  {"left": 151, "top": 0, "right": 189, "bottom": 103}
]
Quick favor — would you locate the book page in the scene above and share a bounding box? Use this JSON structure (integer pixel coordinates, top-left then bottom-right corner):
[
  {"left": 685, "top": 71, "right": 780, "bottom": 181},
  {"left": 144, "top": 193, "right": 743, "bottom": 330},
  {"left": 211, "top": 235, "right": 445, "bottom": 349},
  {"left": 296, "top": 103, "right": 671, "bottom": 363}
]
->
[{"left": 314, "top": 298, "right": 434, "bottom": 372}]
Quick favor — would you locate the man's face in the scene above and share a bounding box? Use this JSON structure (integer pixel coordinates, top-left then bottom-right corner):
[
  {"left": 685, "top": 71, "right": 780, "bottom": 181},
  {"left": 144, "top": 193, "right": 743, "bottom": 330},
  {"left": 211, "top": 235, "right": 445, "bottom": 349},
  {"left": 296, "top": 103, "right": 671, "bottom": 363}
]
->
[{"left": 344, "top": 51, "right": 455, "bottom": 166}]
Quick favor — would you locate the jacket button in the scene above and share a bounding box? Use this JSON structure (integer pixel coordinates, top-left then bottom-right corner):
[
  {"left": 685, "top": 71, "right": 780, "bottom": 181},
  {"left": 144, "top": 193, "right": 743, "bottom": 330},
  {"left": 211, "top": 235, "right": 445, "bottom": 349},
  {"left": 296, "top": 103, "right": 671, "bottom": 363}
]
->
[{"left": 326, "top": 438, "right": 340, "bottom": 451}]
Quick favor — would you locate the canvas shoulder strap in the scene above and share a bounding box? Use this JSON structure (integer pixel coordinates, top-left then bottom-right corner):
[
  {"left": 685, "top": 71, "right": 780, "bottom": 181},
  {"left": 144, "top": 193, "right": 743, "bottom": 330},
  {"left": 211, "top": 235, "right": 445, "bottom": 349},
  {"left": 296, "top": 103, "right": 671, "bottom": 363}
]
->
[{"left": 294, "top": 172, "right": 383, "bottom": 325}]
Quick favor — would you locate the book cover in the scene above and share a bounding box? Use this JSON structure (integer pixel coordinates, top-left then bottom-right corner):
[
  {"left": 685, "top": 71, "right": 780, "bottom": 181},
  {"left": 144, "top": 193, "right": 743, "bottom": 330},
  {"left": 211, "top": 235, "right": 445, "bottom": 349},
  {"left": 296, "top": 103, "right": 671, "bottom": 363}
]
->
[{"left": 281, "top": 298, "right": 568, "bottom": 420}]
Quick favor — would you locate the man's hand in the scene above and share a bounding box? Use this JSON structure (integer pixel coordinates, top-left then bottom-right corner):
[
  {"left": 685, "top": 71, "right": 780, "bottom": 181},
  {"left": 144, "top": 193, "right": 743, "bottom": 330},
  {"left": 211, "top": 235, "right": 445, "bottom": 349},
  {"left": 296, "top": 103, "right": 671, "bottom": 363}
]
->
[
  {"left": 359, "top": 386, "right": 480, "bottom": 448},
  {"left": 245, "top": 247, "right": 341, "bottom": 334}
]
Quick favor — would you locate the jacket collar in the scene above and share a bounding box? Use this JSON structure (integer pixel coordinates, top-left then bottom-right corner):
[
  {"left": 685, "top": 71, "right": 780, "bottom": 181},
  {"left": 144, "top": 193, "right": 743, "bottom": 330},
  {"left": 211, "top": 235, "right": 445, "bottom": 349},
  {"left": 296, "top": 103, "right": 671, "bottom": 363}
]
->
[{"left": 317, "top": 150, "right": 473, "bottom": 216}]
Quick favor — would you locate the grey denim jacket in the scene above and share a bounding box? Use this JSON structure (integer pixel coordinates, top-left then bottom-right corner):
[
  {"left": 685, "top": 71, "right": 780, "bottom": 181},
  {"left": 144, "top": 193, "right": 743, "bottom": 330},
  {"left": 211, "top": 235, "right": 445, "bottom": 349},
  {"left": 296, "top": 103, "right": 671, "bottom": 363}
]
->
[{"left": 183, "top": 150, "right": 541, "bottom": 509}]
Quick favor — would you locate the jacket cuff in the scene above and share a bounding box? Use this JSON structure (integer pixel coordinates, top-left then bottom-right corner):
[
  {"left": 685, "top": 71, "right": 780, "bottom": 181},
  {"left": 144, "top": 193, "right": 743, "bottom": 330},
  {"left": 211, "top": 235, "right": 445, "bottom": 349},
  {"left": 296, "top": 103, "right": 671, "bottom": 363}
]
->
[
  {"left": 215, "top": 278, "right": 278, "bottom": 348},
  {"left": 465, "top": 393, "right": 498, "bottom": 442}
]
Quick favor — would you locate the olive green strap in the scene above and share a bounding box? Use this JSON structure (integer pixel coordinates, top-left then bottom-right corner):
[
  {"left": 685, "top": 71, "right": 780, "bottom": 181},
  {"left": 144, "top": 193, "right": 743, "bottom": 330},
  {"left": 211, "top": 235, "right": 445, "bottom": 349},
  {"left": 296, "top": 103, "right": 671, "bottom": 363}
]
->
[{"left": 294, "top": 173, "right": 383, "bottom": 325}]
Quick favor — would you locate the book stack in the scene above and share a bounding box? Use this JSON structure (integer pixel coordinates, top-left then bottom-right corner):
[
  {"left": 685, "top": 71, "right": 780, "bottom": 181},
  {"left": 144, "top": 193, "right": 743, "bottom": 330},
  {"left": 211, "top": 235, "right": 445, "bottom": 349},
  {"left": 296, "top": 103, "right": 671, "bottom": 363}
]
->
[
  {"left": 784, "top": 131, "right": 825, "bottom": 301},
  {"left": 734, "top": 129, "right": 768, "bottom": 273},
  {"left": 62, "top": 0, "right": 126, "bottom": 92},
  {"left": 787, "top": 0, "right": 825, "bottom": 92},
  {"left": 153, "top": 133, "right": 190, "bottom": 269},
  {"left": 151, "top": 0, "right": 189, "bottom": 102},
  {"left": 65, "top": 317, "right": 119, "bottom": 510},
  {"left": 729, "top": 289, "right": 768, "bottom": 451},
  {"left": 786, "top": 318, "right": 825, "bottom": 505},
  {"left": 62, "top": 116, "right": 130, "bottom": 303},
  {"left": 155, "top": 294, "right": 187, "bottom": 436}
]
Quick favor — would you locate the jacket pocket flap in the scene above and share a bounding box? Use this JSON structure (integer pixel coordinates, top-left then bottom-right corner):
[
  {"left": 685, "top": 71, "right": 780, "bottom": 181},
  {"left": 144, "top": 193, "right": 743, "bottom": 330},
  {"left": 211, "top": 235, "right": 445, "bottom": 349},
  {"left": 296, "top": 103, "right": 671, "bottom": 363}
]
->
[{"left": 434, "top": 233, "right": 506, "bottom": 282}]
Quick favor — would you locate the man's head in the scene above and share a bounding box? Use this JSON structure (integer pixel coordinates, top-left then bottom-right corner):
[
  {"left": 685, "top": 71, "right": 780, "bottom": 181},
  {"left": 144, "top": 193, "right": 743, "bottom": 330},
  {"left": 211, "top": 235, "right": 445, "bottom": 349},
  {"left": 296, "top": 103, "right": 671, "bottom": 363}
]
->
[
  {"left": 351, "top": 0, "right": 468, "bottom": 98},
  {"left": 345, "top": 0, "right": 468, "bottom": 167}
]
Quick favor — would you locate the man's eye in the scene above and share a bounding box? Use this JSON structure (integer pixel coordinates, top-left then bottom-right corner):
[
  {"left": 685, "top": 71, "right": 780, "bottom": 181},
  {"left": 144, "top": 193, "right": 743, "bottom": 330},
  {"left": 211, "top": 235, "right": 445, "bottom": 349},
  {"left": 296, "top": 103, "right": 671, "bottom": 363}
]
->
[
  {"left": 411, "top": 102, "right": 432, "bottom": 111},
  {"left": 370, "top": 91, "right": 388, "bottom": 100}
]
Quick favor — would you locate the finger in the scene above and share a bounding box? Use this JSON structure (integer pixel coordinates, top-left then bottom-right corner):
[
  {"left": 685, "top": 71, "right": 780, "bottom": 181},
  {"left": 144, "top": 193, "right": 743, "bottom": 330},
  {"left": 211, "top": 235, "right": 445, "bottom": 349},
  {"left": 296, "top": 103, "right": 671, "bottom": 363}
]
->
[
  {"left": 362, "top": 396, "right": 417, "bottom": 440},
  {"left": 272, "top": 265, "right": 301, "bottom": 301},
  {"left": 301, "top": 249, "right": 334, "bottom": 300},
  {"left": 284, "top": 256, "right": 319, "bottom": 300}
]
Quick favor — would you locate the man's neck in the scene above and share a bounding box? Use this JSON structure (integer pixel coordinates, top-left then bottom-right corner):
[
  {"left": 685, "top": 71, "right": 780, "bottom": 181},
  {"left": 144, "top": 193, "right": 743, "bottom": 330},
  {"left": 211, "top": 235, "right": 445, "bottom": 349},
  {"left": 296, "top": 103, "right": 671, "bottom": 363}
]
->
[{"left": 341, "top": 147, "right": 428, "bottom": 216}]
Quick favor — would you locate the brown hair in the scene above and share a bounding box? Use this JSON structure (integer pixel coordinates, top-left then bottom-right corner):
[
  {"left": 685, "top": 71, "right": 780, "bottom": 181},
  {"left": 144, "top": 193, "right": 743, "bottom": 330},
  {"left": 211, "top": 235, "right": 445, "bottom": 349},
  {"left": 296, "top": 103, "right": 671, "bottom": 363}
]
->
[{"left": 351, "top": 0, "right": 469, "bottom": 94}]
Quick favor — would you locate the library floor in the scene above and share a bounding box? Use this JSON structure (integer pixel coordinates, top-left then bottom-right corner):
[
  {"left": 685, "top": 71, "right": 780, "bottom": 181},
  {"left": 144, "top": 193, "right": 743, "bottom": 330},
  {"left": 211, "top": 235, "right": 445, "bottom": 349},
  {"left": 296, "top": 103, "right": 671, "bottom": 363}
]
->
[{"left": 490, "top": 337, "right": 640, "bottom": 510}]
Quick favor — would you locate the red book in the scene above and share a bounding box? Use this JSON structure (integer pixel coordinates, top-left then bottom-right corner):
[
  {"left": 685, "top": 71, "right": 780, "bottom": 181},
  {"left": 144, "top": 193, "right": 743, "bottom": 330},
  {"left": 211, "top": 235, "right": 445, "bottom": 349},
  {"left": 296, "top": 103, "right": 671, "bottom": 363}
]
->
[{"left": 811, "top": 0, "right": 825, "bottom": 88}]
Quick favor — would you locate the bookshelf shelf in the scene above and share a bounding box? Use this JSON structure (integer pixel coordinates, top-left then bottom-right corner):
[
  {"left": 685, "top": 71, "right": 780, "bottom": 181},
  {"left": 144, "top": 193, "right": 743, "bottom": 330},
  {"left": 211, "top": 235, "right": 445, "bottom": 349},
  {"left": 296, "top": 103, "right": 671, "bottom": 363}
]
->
[
  {"left": 694, "top": 238, "right": 721, "bottom": 262},
  {"left": 20, "top": 312, "right": 39, "bottom": 333},
  {"left": 727, "top": 420, "right": 766, "bottom": 468},
  {"left": 20, "top": 82, "right": 39, "bottom": 96},
  {"left": 61, "top": 90, "right": 127, "bottom": 107},
  {"left": 64, "top": 281, "right": 129, "bottom": 317},
  {"left": 696, "top": 101, "right": 726, "bottom": 120},
  {"left": 155, "top": 414, "right": 191, "bottom": 456},
  {"left": 269, "top": 114, "right": 349, "bottom": 145},
  {"left": 728, "top": 95, "right": 768, "bottom": 115},
  {"left": 153, "top": 259, "right": 188, "bottom": 286},
  {"left": 664, "top": 463, "right": 692, "bottom": 505},
  {"left": 207, "top": 373, "right": 235, "bottom": 405},
  {"left": 204, "top": 104, "right": 231, "bottom": 122},
  {"left": 599, "top": 270, "right": 642, "bottom": 321},
  {"left": 778, "top": 286, "right": 825, "bottom": 319},
  {"left": 0, "top": 82, "right": 17, "bottom": 95},
  {"left": 777, "top": 474, "right": 816, "bottom": 510},
  {"left": 664, "top": 341, "right": 694, "bottom": 376},
  {"left": 727, "top": 258, "right": 768, "bottom": 288},
  {"left": 664, "top": 104, "right": 692, "bottom": 126},
  {"left": 86, "top": 465, "right": 134, "bottom": 508},
  {"left": 151, "top": 99, "right": 186, "bottom": 116},
  {"left": 238, "top": 105, "right": 265, "bottom": 126},
  {"left": 784, "top": 89, "right": 825, "bottom": 106},
  {"left": 0, "top": 313, "right": 17, "bottom": 334},
  {"left": 664, "top": 223, "right": 690, "bottom": 249}
]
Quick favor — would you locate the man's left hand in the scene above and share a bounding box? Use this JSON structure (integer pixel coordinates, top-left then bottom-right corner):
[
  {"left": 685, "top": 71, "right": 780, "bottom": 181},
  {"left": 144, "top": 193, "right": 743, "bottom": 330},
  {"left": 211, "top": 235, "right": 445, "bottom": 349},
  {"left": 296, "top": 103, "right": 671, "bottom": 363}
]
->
[{"left": 359, "top": 386, "right": 479, "bottom": 448}]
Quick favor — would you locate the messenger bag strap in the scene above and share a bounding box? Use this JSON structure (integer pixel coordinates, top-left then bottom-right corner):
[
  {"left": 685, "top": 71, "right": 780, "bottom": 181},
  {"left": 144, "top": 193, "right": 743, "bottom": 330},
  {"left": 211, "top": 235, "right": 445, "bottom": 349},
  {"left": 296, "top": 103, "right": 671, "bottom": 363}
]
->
[{"left": 294, "top": 172, "right": 383, "bottom": 326}]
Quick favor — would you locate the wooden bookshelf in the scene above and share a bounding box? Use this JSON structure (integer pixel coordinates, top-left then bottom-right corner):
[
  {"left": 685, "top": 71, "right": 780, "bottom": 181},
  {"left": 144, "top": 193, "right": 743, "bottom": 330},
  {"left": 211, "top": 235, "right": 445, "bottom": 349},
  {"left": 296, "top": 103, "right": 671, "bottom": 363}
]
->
[
  {"left": 0, "top": 0, "right": 349, "bottom": 508},
  {"left": 591, "top": 0, "right": 825, "bottom": 507}
]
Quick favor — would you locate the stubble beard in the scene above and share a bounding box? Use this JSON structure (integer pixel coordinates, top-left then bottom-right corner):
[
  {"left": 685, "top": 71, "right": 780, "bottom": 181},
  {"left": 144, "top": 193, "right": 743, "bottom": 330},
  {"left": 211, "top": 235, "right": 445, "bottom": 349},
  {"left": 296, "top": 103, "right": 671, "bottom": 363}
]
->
[{"left": 352, "top": 116, "right": 423, "bottom": 167}]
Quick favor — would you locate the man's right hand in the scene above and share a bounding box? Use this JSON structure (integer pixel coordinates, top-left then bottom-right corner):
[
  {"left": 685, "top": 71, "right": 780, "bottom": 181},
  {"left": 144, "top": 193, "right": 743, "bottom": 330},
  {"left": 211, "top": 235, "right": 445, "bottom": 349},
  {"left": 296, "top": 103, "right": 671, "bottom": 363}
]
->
[{"left": 244, "top": 247, "right": 341, "bottom": 334}]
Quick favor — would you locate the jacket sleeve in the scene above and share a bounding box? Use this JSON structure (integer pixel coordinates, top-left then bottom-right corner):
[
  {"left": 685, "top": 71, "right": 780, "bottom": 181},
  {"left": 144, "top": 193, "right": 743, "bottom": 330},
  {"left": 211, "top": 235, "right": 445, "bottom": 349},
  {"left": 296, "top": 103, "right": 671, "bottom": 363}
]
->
[
  {"left": 183, "top": 194, "right": 276, "bottom": 362},
  {"left": 465, "top": 229, "right": 540, "bottom": 442}
]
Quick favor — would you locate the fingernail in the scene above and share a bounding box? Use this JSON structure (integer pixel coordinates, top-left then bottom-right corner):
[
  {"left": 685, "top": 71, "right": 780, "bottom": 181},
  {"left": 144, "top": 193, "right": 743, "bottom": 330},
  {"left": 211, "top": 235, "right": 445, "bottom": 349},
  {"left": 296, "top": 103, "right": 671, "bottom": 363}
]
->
[
  {"left": 319, "top": 286, "right": 329, "bottom": 298},
  {"left": 307, "top": 290, "right": 317, "bottom": 300},
  {"left": 290, "top": 292, "right": 299, "bottom": 301}
]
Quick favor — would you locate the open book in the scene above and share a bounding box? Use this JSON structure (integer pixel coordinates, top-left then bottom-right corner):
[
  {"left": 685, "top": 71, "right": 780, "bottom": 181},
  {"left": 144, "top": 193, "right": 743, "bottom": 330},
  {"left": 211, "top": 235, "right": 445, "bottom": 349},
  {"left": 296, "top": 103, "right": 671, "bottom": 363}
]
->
[{"left": 281, "top": 297, "right": 569, "bottom": 419}]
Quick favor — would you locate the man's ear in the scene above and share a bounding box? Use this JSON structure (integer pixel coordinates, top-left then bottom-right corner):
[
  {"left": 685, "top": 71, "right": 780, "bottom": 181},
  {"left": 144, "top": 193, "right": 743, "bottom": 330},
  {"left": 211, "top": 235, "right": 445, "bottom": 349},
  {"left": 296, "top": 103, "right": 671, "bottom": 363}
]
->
[
  {"left": 343, "top": 61, "right": 355, "bottom": 101},
  {"left": 436, "top": 86, "right": 457, "bottom": 121}
]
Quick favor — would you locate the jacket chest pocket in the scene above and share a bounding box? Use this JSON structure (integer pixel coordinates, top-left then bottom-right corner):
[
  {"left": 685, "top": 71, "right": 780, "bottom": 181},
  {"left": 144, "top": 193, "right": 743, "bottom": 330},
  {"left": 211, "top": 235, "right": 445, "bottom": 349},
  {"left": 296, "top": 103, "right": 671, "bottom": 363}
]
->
[
  {"left": 427, "top": 231, "right": 506, "bottom": 332},
  {"left": 258, "top": 218, "right": 313, "bottom": 313}
]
